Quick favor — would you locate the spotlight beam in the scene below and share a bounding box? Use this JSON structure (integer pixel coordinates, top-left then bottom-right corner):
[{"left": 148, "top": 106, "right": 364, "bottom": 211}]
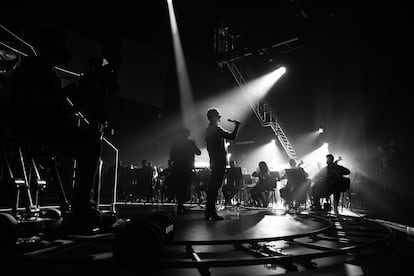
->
[
  {"left": 166, "top": 0, "right": 196, "bottom": 130},
  {"left": 225, "top": 61, "right": 296, "bottom": 159}
]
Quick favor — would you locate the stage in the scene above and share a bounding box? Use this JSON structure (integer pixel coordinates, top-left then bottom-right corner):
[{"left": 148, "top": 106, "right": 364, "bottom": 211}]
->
[{"left": 2, "top": 203, "right": 413, "bottom": 276}]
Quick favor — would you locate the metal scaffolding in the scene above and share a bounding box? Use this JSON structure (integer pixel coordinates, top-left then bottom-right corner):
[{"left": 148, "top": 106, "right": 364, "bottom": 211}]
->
[{"left": 223, "top": 61, "right": 297, "bottom": 160}]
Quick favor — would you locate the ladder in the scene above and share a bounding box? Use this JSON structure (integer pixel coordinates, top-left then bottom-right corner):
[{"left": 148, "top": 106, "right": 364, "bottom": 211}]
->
[{"left": 224, "top": 61, "right": 298, "bottom": 160}]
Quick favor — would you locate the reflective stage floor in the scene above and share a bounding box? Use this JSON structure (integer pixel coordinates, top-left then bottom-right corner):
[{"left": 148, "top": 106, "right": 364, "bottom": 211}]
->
[{"left": 2, "top": 203, "right": 414, "bottom": 276}]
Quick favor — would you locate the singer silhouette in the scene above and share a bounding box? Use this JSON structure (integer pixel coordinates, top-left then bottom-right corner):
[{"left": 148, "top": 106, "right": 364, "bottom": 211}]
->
[{"left": 205, "top": 108, "right": 240, "bottom": 221}]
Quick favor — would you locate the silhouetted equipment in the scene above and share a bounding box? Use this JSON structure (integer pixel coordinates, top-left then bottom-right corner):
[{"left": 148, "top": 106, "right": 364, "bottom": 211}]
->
[
  {"left": 76, "top": 58, "right": 120, "bottom": 130},
  {"left": 146, "top": 210, "right": 176, "bottom": 243},
  {"left": 112, "top": 219, "right": 164, "bottom": 266},
  {"left": 112, "top": 211, "right": 176, "bottom": 266},
  {"left": 0, "top": 25, "right": 125, "bottom": 256},
  {"left": 0, "top": 143, "right": 72, "bottom": 252},
  {"left": 0, "top": 49, "right": 17, "bottom": 61},
  {"left": 0, "top": 49, "right": 18, "bottom": 74},
  {"left": 38, "top": 210, "right": 176, "bottom": 267},
  {"left": 214, "top": 25, "right": 298, "bottom": 160}
]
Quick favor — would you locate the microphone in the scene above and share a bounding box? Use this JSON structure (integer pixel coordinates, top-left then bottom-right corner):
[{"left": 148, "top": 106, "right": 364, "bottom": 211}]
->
[{"left": 228, "top": 119, "right": 241, "bottom": 124}]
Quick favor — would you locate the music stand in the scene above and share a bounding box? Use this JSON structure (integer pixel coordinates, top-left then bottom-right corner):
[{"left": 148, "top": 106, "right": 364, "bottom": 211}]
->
[
  {"left": 270, "top": 171, "right": 280, "bottom": 183},
  {"left": 238, "top": 174, "right": 254, "bottom": 206},
  {"left": 243, "top": 174, "right": 253, "bottom": 185}
]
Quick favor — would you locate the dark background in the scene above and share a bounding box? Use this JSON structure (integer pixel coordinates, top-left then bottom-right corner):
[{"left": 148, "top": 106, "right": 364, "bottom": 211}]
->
[{"left": 2, "top": 1, "right": 412, "bottom": 223}]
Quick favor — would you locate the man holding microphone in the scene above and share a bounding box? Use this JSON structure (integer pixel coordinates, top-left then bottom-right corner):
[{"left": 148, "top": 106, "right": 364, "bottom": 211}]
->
[{"left": 205, "top": 108, "right": 241, "bottom": 221}]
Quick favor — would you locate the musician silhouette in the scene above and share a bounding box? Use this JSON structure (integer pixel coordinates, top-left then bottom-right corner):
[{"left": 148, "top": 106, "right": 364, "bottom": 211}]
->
[
  {"left": 9, "top": 27, "right": 107, "bottom": 229},
  {"left": 279, "top": 159, "right": 310, "bottom": 209},
  {"left": 159, "top": 159, "right": 175, "bottom": 202},
  {"left": 311, "top": 154, "right": 350, "bottom": 214},
  {"left": 250, "top": 161, "right": 276, "bottom": 207},
  {"left": 134, "top": 160, "right": 154, "bottom": 202},
  {"left": 170, "top": 128, "right": 201, "bottom": 213}
]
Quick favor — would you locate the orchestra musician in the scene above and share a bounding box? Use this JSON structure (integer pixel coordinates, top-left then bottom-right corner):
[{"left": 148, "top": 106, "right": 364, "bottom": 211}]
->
[
  {"left": 279, "top": 159, "right": 310, "bottom": 209},
  {"left": 158, "top": 159, "right": 175, "bottom": 203},
  {"left": 170, "top": 128, "right": 201, "bottom": 213},
  {"left": 250, "top": 161, "right": 276, "bottom": 208},
  {"left": 311, "top": 154, "right": 350, "bottom": 214}
]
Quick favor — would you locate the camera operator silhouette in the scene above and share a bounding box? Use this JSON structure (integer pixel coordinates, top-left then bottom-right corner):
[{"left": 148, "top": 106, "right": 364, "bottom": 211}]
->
[{"left": 9, "top": 27, "right": 115, "bottom": 231}]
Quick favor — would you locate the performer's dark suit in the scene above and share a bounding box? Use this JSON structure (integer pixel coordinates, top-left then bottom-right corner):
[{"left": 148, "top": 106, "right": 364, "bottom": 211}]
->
[{"left": 205, "top": 124, "right": 239, "bottom": 217}]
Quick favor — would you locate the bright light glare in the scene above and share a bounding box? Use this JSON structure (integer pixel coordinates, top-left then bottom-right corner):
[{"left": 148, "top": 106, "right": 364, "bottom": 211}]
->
[
  {"left": 194, "top": 148, "right": 210, "bottom": 168},
  {"left": 243, "top": 66, "right": 287, "bottom": 101},
  {"left": 195, "top": 66, "right": 287, "bottom": 128},
  {"left": 239, "top": 140, "right": 286, "bottom": 173},
  {"left": 194, "top": 161, "right": 209, "bottom": 168},
  {"left": 299, "top": 143, "right": 330, "bottom": 179}
]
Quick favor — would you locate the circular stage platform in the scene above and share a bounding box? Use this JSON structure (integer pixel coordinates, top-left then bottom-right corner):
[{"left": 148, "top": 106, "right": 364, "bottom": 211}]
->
[
  {"left": 169, "top": 208, "right": 332, "bottom": 244},
  {"left": 1, "top": 204, "right": 395, "bottom": 276}
]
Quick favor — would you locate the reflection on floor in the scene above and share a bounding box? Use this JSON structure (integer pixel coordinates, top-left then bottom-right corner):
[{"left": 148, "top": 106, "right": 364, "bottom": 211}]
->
[{"left": 2, "top": 203, "right": 414, "bottom": 276}]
